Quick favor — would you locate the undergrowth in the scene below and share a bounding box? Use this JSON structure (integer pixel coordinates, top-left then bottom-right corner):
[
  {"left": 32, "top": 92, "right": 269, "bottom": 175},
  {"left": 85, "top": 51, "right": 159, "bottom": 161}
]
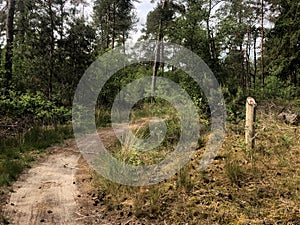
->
[{"left": 91, "top": 102, "right": 300, "bottom": 224}]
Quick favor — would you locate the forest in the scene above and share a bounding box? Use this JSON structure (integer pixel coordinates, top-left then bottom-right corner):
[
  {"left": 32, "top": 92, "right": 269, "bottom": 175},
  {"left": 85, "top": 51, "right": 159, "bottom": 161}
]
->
[
  {"left": 0, "top": 0, "right": 299, "bottom": 224},
  {"left": 0, "top": 0, "right": 299, "bottom": 126}
]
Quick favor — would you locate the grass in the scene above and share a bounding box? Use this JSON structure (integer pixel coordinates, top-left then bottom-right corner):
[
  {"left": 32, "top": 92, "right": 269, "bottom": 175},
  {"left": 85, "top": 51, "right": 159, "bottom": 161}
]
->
[
  {"left": 90, "top": 102, "right": 300, "bottom": 224},
  {"left": 95, "top": 107, "right": 112, "bottom": 128},
  {"left": 224, "top": 155, "right": 245, "bottom": 187},
  {"left": 109, "top": 118, "right": 182, "bottom": 167},
  {"left": 0, "top": 125, "right": 73, "bottom": 187}
]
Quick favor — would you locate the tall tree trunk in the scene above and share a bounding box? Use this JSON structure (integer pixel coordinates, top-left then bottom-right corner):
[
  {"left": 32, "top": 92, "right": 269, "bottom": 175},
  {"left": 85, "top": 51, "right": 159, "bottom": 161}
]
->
[
  {"left": 260, "top": 0, "right": 265, "bottom": 87},
  {"left": 122, "top": 30, "right": 126, "bottom": 53},
  {"left": 246, "top": 27, "right": 251, "bottom": 90},
  {"left": 111, "top": 2, "right": 116, "bottom": 49},
  {"left": 206, "top": 0, "right": 216, "bottom": 62},
  {"left": 60, "top": 1, "right": 65, "bottom": 40},
  {"left": 238, "top": 15, "right": 245, "bottom": 90},
  {"left": 160, "top": 30, "right": 165, "bottom": 74},
  {"left": 253, "top": 29, "right": 257, "bottom": 89},
  {"left": 151, "top": 0, "right": 166, "bottom": 98},
  {"left": 4, "top": 0, "right": 16, "bottom": 88},
  {"left": 48, "top": 0, "right": 55, "bottom": 99},
  {"left": 105, "top": 12, "right": 110, "bottom": 49},
  {"left": 18, "top": 0, "right": 26, "bottom": 45},
  {"left": 240, "top": 43, "right": 245, "bottom": 90},
  {"left": 206, "top": 0, "right": 220, "bottom": 64},
  {"left": 292, "top": 71, "right": 297, "bottom": 87}
]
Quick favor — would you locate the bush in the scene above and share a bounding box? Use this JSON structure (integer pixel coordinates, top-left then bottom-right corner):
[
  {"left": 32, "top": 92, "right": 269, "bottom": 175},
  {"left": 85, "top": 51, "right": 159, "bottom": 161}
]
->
[
  {"left": 222, "top": 86, "right": 246, "bottom": 122},
  {"left": 0, "top": 91, "right": 71, "bottom": 123},
  {"left": 256, "top": 76, "right": 296, "bottom": 100}
]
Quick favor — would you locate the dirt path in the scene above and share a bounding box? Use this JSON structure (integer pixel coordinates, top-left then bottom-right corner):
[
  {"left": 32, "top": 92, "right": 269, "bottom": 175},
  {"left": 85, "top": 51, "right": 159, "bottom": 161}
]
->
[
  {"left": 3, "top": 145, "right": 82, "bottom": 225},
  {"left": 3, "top": 119, "right": 152, "bottom": 225}
]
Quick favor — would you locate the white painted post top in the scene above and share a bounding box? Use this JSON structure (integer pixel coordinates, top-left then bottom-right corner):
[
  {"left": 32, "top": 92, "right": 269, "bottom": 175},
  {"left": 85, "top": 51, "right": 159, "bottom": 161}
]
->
[{"left": 246, "top": 97, "right": 257, "bottom": 106}]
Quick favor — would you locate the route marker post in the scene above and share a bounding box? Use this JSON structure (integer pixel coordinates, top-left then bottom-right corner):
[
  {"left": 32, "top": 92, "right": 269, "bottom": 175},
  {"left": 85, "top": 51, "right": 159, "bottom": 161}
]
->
[{"left": 245, "top": 97, "right": 257, "bottom": 151}]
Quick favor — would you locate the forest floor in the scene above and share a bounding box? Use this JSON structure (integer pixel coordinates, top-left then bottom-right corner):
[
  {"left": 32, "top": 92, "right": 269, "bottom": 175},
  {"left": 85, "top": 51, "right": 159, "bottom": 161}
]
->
[{"left": 1, "top": 103, "right": 300, "bottom": 225}]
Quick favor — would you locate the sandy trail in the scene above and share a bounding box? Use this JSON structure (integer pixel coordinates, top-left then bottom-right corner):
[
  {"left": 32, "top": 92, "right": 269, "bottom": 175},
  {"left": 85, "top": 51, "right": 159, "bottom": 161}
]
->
[
  {"left": 4, "top": 147, "right": 81, "bottom": 225},
  {"left": 3, "top": 119, "right": 152, "bottom": 225}
]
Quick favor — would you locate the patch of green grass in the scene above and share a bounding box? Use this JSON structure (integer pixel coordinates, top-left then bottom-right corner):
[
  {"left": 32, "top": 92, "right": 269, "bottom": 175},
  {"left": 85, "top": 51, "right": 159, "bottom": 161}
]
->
[
  {"left": 225, "top": 156, "right": 245, "bottom": 186},
  {"left": 0, "top": 124, "right": 73, "bottom": 187},
  {"left": 176, "top": 166, "right": 194, "bottom": 192},
  {"left": 280, "top": 135, "right": 293, "bottom": 149},
  {"left": 95, "top": 107, "right": 111, "bottom": 128},
  {"left": 108, "top": 111, "right": 193, "bottom": 168},
  {"left": 129, "top": 100, "right": 177, "bottom": 121}
]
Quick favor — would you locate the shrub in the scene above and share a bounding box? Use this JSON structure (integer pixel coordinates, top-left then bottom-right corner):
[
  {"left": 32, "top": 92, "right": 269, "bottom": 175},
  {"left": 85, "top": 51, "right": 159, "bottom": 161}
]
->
[
  {"left": 256, "top": 76, "right": 296, "bottom": 100},
  {"left": 0, "top": 91, "right": 71, "bottom": 124}
]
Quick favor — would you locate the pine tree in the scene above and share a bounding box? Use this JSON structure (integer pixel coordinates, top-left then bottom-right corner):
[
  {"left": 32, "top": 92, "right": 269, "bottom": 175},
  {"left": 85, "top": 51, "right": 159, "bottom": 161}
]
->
[
  {"left": 93, "top": 0, "right": 137, "bottom": 51},
  {"left": 265, "top": 0, "right": 300, "bottom": 87}
]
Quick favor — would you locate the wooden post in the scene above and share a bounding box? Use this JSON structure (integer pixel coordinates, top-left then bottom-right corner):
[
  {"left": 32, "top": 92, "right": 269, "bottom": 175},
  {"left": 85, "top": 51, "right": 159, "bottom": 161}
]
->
[{"left": 245, "top": 97, "right": 257, "bottom": 150}]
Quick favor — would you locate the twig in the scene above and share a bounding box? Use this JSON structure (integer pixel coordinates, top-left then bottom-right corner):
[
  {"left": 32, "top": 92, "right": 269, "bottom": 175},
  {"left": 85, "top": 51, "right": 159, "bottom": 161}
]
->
[{"left": 74, "top": 212, "right": 97, "bottom": 220}]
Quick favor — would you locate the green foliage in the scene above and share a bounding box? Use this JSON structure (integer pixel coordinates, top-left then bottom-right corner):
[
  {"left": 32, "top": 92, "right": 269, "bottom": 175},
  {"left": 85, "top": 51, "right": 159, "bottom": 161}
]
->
[
  {"left": 93, "top": 0, "right": 137, "bottom": 49},
  {"left": 144, "top": 0, "right": 184, "bottom": 39},
  {"left": 0, "top": 91, "right": 71, "bottom": 123},
  {"left": 265, "top": 1, "right": 300, "bottom": 85},
  {"left": 0, "top": 0, "right": 298, "bottom": 131},
  {"left": 7, "top": 1, "right": 98, "bottom": 106},
  {"left": 256, "top": 76, "right": 296, "bottom": 100},
  {"left": 24, "top": 126, "right": 67, "bottom": 149},
  {"left": 222, "top": 86, "right": 246, "bottom": 121},
  {"left": 280, "top": 135, "right": 292, "bottom": 149},
  {"left": 0, "top": 160, "right": 25, "bottom": 185}
]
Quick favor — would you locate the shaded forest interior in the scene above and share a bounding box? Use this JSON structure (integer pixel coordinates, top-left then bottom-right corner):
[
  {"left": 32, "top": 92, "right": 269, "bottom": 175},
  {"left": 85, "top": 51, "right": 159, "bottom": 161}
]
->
[{"left": 0, "top": 0, "right": 298, "bottom": 128}]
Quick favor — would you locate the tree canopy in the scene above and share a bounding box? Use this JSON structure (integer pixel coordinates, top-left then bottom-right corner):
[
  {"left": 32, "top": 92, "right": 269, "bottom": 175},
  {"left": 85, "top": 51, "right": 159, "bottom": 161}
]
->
[{"left": 0, "top": 0, "right": 298, "bottom": 123}]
